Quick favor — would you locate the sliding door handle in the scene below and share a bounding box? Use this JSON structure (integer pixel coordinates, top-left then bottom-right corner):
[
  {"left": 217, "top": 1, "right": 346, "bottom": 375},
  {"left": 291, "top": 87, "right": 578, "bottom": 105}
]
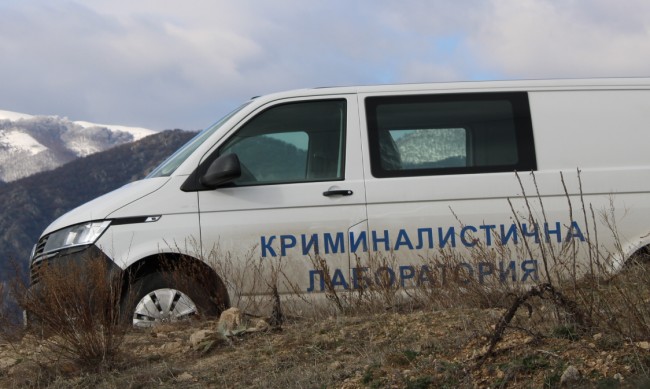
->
[{"left": 323, "top": 189, "right": 353, "bottom": 197}]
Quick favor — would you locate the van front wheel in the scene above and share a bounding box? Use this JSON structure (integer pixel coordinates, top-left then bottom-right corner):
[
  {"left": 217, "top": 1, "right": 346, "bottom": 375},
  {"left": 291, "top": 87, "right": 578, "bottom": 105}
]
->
[{"left": 126, "top": 271, "right": 220, "bottom": 327}]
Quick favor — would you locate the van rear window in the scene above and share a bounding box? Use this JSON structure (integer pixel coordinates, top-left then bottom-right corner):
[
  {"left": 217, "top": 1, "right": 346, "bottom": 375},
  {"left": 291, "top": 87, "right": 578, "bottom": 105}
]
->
[{"left": 365, "top": 92, "right": 536, "bottom": 178}]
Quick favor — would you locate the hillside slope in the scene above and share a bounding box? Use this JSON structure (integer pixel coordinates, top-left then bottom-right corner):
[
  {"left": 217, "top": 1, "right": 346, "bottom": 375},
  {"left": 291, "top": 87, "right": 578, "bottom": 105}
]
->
[
  {"left": 1, "top": 307, "right": 648, "bottom": 388},
  {"left": 0, "top": 130, "right": 194, "bottom": 279}
]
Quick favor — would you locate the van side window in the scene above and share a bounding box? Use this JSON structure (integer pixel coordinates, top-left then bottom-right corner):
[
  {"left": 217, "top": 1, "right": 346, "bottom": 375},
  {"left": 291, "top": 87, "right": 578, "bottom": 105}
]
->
[
  {"left": 365, "top": 92, "right": 536, "bottom": 177},
  {"left": 218, "top": 99, "right": 346, "bottom": 186}
]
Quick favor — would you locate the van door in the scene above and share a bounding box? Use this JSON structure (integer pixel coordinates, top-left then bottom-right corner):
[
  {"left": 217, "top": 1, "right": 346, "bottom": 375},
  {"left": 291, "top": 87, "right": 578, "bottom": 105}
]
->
[
  {"left": 196, "top": 97, "right": 367, "bottom": 299},
  {"left": 359, "top": 92, "right": 537, "bottom": 289}
]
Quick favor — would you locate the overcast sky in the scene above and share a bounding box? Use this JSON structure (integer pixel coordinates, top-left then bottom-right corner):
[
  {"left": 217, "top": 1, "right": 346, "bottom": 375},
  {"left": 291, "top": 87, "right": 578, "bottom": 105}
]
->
[{"left": 1, "top": 0, "right": 649, "bottom": 131}]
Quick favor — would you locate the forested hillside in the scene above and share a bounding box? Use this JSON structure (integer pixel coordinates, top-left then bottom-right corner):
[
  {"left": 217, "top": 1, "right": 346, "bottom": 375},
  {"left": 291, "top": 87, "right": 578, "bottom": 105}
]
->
[{"left": 0, "top": 130, "right": 194, "bottom": 281}]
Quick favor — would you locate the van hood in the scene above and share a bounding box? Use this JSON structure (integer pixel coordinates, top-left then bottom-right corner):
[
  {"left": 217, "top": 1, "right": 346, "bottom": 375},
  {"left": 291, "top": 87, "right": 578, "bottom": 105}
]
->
[{"left": 42, "top": 177, "right": 170, "bottom": 236}]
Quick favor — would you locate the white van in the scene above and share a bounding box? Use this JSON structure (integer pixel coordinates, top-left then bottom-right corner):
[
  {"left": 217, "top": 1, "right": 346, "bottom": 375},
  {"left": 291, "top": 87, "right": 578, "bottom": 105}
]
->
[{"left": 29, "top": 78, "right": 650, "bottom": 325}]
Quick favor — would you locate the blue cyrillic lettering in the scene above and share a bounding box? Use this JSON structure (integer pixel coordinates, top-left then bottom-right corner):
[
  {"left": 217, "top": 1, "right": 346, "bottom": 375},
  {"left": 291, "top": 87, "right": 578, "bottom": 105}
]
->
[
  {"left": 307, "top": 270, "right": 325, "bottom": 292},
  {"left": 280, "top": 235, "right": 296, "bottom": 256},
  {"left": 438, "top": 227, "right": 456, "bottom": 248},
  {"left": 352, "top": 267, "right": 372, "bottom": 289},
  {"left": 499, "top": 260, "right": 517, "bottom": 283},
  {"left": 460, "top": 225, "right": 478, "bottom": 247},
  {"left": 301, "top": 234, "right": 320, "bottom": 255},
  {"left": 521, "top": 223, "right": 540, "bottom": 243},
  {"left": 415, "top": 228, "right": 434, "bottom": 249},
  {"left": 480, "top": 225, "right": 496, "bottom": 246},
  {"left": 372, "top": 230, "right": 391, "bottom": 251},
  {"left": 566, "top": 221, "right": 586, "bottom": 242},
  {"left": 331, "top": 268, "right": 349, "bottom": 290},
  {"left": 261, "top": 236, "right": 277, "bottom": 257},
  {"left": 544, "top": 222, "right": 562, "bottom": 243},
  {"left": 437, "top": 263, "right": 448, "bottom": 286},
  {"left": 500, "top": 224, "right": 519, "bottom": 245},
  {"left": 374, "top": 266, "right": 396, "bottom": 287},
  {"left": 418, "top": 265, "right": 434, "bottom": 285},
  {"left": 399, "top": 265, "right": 416, "bottom": 287},
  {"left": 455, "top": 263, "right": 474, "bottom": 284},
  {"left": 349, "top": 231, "right": 368, "bottom": 253},
  {"left": 394, "top": 229, "right": 414, "bottom": 251},
  {"left": 478, "top": 262, "right": 494, "bottom": 284},
  {"left": 324, "top": 232, "right": 345, "bottom": 254},
  {"left": 521, "top": 259, "right": 538, "bottom": 282}
]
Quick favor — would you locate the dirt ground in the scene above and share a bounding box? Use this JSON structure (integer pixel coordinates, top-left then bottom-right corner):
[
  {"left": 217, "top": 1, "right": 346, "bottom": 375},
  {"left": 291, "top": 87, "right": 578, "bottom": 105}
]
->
[{"left": 1, "top": 306, "right": 649, "bottom": 389}]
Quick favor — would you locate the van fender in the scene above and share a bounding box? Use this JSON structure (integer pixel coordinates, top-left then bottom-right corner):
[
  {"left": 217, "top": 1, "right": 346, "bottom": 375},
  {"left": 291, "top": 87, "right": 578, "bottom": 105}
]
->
[
  {"left": 121, "top": 253, "right": 230, "bottom": 322},
  {"left": 620, "top": 231, "right": 650, "bottom": 267}
]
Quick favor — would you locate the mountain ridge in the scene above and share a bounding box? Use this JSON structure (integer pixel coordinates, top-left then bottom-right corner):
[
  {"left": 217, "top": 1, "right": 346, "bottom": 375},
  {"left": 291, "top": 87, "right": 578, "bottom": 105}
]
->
[
  {"left": 0, "top": 109, "right": 155, "bottom": 182},
  {"left": 0, "top": 129, "right": 194, "bottom": 281}
]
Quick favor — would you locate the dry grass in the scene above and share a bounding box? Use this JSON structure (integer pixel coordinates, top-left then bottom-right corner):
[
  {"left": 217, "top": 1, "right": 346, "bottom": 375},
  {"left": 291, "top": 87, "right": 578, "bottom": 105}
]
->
[
  {"left": 2, "top": 254, "right": 650, "bottom": 387},
  {"left": 2, "top": 305, "right": 650, "bottom": 388},
  {"left": 13, "top": 256, "right": 130, "bottom": 370},
  {"left": 0, "top": 281, "right": 17, "bottom": 341}
]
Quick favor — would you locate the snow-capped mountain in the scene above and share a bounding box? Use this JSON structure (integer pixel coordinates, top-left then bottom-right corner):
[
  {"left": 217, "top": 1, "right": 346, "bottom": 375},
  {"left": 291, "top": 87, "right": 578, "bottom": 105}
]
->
[{"left": 0, "top": 109, "right": 155, "bottom": 182}]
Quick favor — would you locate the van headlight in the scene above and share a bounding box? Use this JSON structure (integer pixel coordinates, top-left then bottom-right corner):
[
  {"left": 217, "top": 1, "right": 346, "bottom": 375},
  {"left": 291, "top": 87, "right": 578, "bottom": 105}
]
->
[{"left": 43, "top": 221, "right": 111, "bottom": 254}]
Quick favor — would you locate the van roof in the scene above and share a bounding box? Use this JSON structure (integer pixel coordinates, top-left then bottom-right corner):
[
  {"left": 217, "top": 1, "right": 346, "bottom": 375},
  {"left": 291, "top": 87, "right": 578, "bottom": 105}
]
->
[{"left": 257, "top": 77, "right": 650, "bottom": 102}]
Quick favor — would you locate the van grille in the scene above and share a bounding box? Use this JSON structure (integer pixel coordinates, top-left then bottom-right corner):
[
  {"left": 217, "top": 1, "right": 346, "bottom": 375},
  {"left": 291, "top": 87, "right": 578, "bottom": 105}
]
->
[
  {"left": 30, "top": 260, "right": 44, "bottom": 285},
  {"left": 30, "top": 235, "right": 50, "bottom": 285},
  {"left": 33, "top": 235, "right": 49, "bottom": 259}
]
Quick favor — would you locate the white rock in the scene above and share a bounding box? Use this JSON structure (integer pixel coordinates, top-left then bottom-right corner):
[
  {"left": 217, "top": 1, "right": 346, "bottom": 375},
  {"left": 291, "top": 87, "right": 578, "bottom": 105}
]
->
[
  {"left": 0, "top": 357, "right": 18, "bottom": 370},
  {"left": 330, "top": 361, "right": 343, "bottom": 370},
  {"left": 190, "top": 330, "right": 218, "bottom": 347},
  {"left": 253, "top": 318, "right": 270, "bottom": 331},
  {"left": 560, "top": 365, "right": 581, "bottom": 386},
  {"left": 177, "top": 372, "right": 193, "bottom": 381},
  {"left": 636, "top": 341, "right": 650, "bottom": 350},
  {"left": 218, "top": 307, "right": 243, "bottom": 331}
]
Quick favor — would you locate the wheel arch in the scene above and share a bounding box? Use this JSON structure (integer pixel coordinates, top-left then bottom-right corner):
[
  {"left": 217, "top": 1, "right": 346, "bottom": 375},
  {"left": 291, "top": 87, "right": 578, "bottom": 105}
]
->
[
  {"left": 122, "top": 252, "right": 230, "bottom": 312},
  {"left": 624, "top": 244, "right": 650, "bottom": 266}
]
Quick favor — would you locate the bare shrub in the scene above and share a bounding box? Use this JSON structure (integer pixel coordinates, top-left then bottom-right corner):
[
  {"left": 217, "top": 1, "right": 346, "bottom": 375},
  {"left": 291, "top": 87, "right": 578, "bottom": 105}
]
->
[
  {"left": 0, "top": 281, "right": 17, "bottom": 341},
  {"left": 352, "top": 251, "right": 409, "bottom": 311},
  {"left": 15, "top": 255, "right": 129, "bottom": 369},
  {"left": 304, "top": 236, "right": 532, "bottom": 316},
  {"left": 474, "top": 170, "right": 650, "bottom": 366},
  {"left": 304, "top": 250, "right": 410, "bottom": 315},
  {"left": 206, "top": 244, "right": 272, "bottom": 315},
  {"left": 0, "top": 281, "right": 7, "bottom": 331},
  {"left": 583, "top": 257, "right": 650, "bottom": 339},
  {"left": 405, "top": 231, "right": 531, "bottom": 313},
  {"left": 204, "top": 243, "right": 306, "bottom": 324},
  {"left": 308, "top": 253, "right": 345, "bottom": 311}
]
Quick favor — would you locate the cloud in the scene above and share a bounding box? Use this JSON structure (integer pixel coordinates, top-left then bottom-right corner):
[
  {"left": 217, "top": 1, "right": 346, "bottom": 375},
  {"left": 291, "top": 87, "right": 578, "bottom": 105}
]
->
[
  {"left": 0, "top": 1, "right": 269, "bottom": 129},
  {"left": 470, "top": 0, "right": 650, "bottom": 78},
  {"left": 0, "top": 0, "right": 648, "bottom": 130}
]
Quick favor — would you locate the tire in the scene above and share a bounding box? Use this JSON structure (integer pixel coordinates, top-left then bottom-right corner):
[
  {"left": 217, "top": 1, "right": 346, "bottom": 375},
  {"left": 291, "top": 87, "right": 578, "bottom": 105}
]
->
[{"left": 124, "top": 271, "right": 224, "bottom": 327}]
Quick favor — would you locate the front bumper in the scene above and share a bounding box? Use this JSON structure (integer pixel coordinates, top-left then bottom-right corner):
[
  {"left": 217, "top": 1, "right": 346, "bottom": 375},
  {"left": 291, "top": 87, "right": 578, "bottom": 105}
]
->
[
  {"left": 29, "top": 244, "right": 122, "bottom": 286},
  {"left": 25, "top": 244, "right": 125, "bottom": 327}
]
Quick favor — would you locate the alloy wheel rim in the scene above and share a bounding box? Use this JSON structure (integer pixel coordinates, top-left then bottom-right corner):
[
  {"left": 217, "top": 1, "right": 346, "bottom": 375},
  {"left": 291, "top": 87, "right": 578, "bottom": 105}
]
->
[{"left": 132, "top": 288, "right": 197, "bottom": 327}]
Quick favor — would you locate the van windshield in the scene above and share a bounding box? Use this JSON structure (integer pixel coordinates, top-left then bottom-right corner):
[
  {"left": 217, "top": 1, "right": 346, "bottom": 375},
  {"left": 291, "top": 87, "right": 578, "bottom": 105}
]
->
[{"left": 147, "top": 102, "right": 250, "bottom": 178}]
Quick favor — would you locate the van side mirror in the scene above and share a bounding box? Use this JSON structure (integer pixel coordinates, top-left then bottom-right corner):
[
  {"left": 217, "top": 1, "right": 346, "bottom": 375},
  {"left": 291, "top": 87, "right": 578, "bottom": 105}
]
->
[{"left": 200, "top": 153, "right": 242, "bottom": 188}]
